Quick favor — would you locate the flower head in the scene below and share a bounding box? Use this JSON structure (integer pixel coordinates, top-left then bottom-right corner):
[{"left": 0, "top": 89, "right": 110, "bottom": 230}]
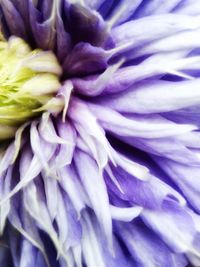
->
[{"left": 0, "top": 1, "right": 200, "bottom": 267}]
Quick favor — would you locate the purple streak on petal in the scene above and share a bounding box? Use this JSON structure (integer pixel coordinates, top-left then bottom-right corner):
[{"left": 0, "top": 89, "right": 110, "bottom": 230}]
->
[
  {"left": 21, "top": 207, "right": 48, "bottom": 264},
  {"left": 85, "top": 0, "right": 105, "bottom": 10},
  {"left": 111, "top": 14, "right": 200, "bottom": 48},
  {"left": 10, "top": 0, "right": 29, "bottom": 23},
  {"left": 0, "top": 246, "right": 13, "bottom": 267},
  {"left": 34, "top": 251, "right": 48, "bottom": 267},
  {"left": 43, "top": 175, "right": 58, "bottom": 221},
  {"left": 62, "top": 42, "right": 108, "bottom": 76},
  {"left": 164, "top": 105, "right": 200, "bottom": 127},
  {"left": 55, "top": 188, "right": 69, "bottom": 247},
  {"left": 81, "top": 211, "right": 107, "bottom": 267},
  {"left": 0, "top": 0, "right": 26, "bottom": 38},
  {"left": 0, "top": 166, "right": 12, "bottom": 234},
  {"left": 56, "top": 2, "right": 72, "bottom": 63},
  {"left": 28, "top": 1, "right": 56, "bottom": 50},
  {"left": 115, "top": 220, "right": 188, "bottom": 267},
  {"left": 9, "top": 227, "right": 21, "bottom": 267},
  {"left": 142, "top": 200, "right": 198, "bottom": 254},
  {"left": 176, "top": 131, "right": 200, "bottom": 148},
  {"left": 88, "top": 104, "right": 196, "bottom": 139},
  {"left": 72, "top": 59, "right": 122, "bottom": 96},
  {"left": 94, "top": 79, "right": 200, "bottom": 113},
  {"left": 155, "top": 156, "right": 200, "bottom": 214},
  {"left": 72, "top": 68, "right": 136, "bottom": 96},
  {"left": 173, "top": 0, "right": 200, "bottom": 15},
  {"left": 106, "top": 163, "right": 184, "bottom": 209},
  {"left": 134, "top": 0, "right": 182, "bottom": 18},
  {"left": 19, "top": 239, "right": 37, "bottom": 267},
  {"left": 37, "top": 0, "right": 52, "bottom": 19},
  {"left": 67, "top": 3, "right": 108, "bottom": 47},
  {"left": 110, "top": 205, "right": 142, "bottom": 222},
  {"left": 107, "top": 0, "right": 143, "bottom": 25},
  {"left": 98, "top": 0, "right": 117, "bottom": 18},
  {"left": 72, "top": 51, "right": 200, "bottom": 95},
  {"left": 69, "top": 98, "right": 110, "bottom": 168},
  {"left": 39, "top": 115, "right": 65, "bottom": 146},
  {"left": 84, "top": 212, "right": 134, "bottom": 267},
  {"left": 30, "top": 121, "right": 56, "bottom": 175},
  {"left": 54, "top": 120, "right": 76, "bottom": 169},
  {"left": 59, "top": 166, "right": 87, "bottom": 216},
  {"left": 23, "top": 179, "right": 65, "bottom": 261},
  {"left": 121, "top": 135, "right": 200, "bottom": 166},
  {"left": 132, "top": 30, "right": 200, "bottom": 59},
  {"left": 61, "top": 193, "right": 82, "bottom": 249},
  {"left": 74, "top": 150, "right": 113, "bottom": 250}
]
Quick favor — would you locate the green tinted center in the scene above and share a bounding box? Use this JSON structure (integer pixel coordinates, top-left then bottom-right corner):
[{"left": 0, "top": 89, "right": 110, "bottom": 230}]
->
[{"left": 0, "top": 36, "right": 63, "bottom": 139}]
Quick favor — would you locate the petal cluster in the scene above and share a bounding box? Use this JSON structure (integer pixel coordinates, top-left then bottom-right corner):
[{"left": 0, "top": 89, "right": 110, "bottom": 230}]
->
[{"left": 0, "top": 1, "right": 200, "bottom": 267}]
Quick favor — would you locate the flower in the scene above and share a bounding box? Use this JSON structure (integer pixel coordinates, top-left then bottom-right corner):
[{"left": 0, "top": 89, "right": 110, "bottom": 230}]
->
[{"left": 0, "top": 1, "right": 200, "bottom": 266}]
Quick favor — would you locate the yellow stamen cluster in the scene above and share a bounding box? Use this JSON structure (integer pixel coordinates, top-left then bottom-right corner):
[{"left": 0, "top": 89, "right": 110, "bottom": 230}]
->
[{"left": 0, "top": 36, "right": 63, "bottom": 140}]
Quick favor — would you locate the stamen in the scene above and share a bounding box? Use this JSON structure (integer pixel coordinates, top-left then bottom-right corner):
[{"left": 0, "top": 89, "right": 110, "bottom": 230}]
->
[{"left": 0, "top": 36, "right": 62, "bottom": 140}]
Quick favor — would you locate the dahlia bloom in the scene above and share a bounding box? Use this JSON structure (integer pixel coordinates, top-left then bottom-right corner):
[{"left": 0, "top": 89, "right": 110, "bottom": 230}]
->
[{"left": 0, "top": 0, "right": 200, "bottom": 266}]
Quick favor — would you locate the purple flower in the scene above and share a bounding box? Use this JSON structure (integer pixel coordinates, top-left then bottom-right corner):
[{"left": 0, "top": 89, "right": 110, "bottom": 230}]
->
[{"left": 0, "top": 0, "right": 200, "bottom": 266}]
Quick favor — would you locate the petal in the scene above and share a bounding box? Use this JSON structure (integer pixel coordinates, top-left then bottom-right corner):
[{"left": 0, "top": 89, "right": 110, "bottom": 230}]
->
[
  {"left": 74, "top": 150, "right": 113, "bottom": 250},
  {"left": 115, "top": 220, "right": 188, "bottom": 267},
  {"left": 96, "top": 79, "right": 200, "bottom": 113},
  {"left": 135, "top": 0, "right": 181, "bottom": 17},
  {"left": 0, "top": 0, "right": 26, "bottom": 38},
  {"left": 19, "top": 240, "right": 37, "bottom": 267},
  {"left": 112, "top": 14, "right": 200, "bottom": 47},
  {"left": 142, "top": 200, "right": 199, "bottom": 255},
  {"left": 88, "top": 103, "right": 197, "bottom": 138},
  {"left": 155, "top": 156, "right": 200, "bottom": 213}
]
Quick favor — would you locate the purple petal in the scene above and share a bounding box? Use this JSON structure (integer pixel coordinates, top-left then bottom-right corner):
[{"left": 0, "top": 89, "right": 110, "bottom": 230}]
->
[
  {"left": 74, "top": 150, "right": 113, "bottom": 249},
  {"left": 95, "top": 79, "right": 200, "bottom": 113},
  {"left": 142, "top": 200, "right": 198, "bottom": 254},
  {"left": 115, "top": 220, "right": 188, "bottom": 267},
  {"left": 0, "top": 0, "right": 26, "bottom": 38}
]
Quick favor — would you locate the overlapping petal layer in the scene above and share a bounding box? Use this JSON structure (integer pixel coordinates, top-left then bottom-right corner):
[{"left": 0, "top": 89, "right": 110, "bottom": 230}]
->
[{"left": 0, "top": 0, "right": 200, "bottom": 267}]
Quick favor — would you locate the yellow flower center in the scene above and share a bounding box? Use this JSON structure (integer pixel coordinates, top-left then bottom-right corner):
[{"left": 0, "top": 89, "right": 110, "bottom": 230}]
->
[{"left": 0, "top": 36, "right": 63, "bottom": 140}]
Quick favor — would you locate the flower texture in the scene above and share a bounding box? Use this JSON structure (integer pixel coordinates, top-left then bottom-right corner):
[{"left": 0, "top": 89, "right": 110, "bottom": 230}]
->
[{"left": 0, "top": 0, "right": 200, "bottom": 266}]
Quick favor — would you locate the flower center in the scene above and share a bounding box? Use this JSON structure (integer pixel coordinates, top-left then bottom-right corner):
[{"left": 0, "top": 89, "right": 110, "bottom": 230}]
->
[{"left": 0, "top": 36, "right": 63, "bottom": 140}]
